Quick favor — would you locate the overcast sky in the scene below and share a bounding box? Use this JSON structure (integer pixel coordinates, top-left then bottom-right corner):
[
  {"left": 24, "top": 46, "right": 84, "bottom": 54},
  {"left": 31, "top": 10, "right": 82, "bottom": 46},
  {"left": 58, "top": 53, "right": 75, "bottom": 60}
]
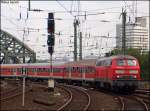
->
[{"left": 1, "top": 0, "right": 149, "bottom": 60}]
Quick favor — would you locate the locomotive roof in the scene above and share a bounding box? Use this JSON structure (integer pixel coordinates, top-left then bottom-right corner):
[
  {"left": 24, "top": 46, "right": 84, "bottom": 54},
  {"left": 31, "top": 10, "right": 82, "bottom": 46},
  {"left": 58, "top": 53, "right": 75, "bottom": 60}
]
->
[{"left": 96, "top": 55, "right": 137, "bottom": 62}]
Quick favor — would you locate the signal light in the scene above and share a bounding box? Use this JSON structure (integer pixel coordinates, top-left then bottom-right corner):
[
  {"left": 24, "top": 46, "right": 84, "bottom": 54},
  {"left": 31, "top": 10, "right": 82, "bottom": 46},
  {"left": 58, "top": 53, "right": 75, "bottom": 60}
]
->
[
  {"left": 47, "top": 35, "right": 55, "bottom": 46},
  {"left": 48, "top": 13, "right": 55, "bottom": 34},
  {"left": 48, "top": 46, "right": 54, "bottom": 55}
]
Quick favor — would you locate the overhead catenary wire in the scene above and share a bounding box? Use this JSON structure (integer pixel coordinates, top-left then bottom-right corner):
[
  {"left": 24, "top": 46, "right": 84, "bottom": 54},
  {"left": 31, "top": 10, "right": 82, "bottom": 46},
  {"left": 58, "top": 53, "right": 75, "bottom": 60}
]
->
[{"left": 56, "top": 0, "right": 75, "bottom": 17}]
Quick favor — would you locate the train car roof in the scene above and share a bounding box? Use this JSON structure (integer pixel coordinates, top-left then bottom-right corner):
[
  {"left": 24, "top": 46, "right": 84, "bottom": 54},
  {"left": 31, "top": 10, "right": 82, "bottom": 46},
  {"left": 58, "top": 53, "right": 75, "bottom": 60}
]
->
[
  {"left": 65, "top": 55, "right": 137, "bottom": 67},
  {"left": 1, "top": 55, "right": 137, "bottom": 67},
  {"left": 64, "top": 59, "right": 97, "bottom": 66},
  {"left": 1, "top": 62, "right": 66, "bottom": 67}
]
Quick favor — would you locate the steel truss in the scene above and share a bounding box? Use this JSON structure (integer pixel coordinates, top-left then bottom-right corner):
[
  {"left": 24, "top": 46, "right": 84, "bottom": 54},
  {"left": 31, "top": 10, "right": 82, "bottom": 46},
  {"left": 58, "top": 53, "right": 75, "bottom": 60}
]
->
[{"left": 0, "top": 30, "right": 36, "bottom": 64}]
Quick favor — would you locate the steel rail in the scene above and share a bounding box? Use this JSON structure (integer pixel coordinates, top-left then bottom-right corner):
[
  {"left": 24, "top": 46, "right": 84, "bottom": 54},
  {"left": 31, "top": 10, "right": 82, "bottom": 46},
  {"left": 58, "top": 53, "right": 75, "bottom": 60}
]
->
[
  {"left": 134, "top": 97, "right": 149, "bottom": 111},
  {"left": 56, "top": 85, "right": 73, "bottom": 111},
  {"left": 65, "top": 85, "right": 91, "bottom": 111},
  {"left": 0, "top": 86, "right": 31, "bottom": 102},
  {"left": 118, "top": 96, "right": 125, "bottom": 111}
]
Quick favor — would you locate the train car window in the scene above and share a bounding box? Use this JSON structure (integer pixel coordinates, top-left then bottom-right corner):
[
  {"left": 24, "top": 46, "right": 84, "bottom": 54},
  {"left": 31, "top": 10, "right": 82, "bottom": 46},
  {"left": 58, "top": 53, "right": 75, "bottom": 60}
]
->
[
  {"left": 79, "top": 67, "right": 82, "bottom": 73},
  {"left": 18, "top": 68, "right": 21, "bottom": 72},
  {"left": 73, "top": 67, "right": 76, "bottom": 72},
  {"left": 30, "top": 68, "right": 32, "bottom": 72},
  {"left": 42, "top": 68, "right": 44, "bottom": 72},
  {"left": 72, "top": 67, "right": 75, "bottom": 72},
  {"left": 9, "top": 69, "right": 11, "bottom": 72},
  {"left": 53, "top": 68, "right": 60, "bottom": 73},
  {"left": 66, "top": 67, "right": 70, "bottom": 73},
  {"left": 68, "top": 67, "right": 70, "bottom": 72},
  {"left": 76, "top": 67, "right": 79, "bottom": 72},
  {"left": 40, "top": 68, "right": 42, "bottom": 72},
  {"left": 64, "top": 68, "right": 67, "bottom": 72},
  {"left": 40, "top": 68, "right": 43, "bottom": 72},
  {"left": 127, "top": 59, "right": 137, "bottom": 66},
  {"left": 32, "top": 68, "right": 35, "bottom": 72},
  {"left": 28, "top": 68, "right": 30, "bottom": 72},
  {"left": 77, "top": 67, "right": 81, "bottom": 73},
  {"left": 13, "top": 68, "right": 16, "bottom": 72},
  {"left": 29, "top": 68, "right": 31, "bottom": 72},
  {"left": 1, "top": 68, "right": 3, "bottom": 72},
  {"left": 34, "top": 68, "right": 37, "bottom": 72},
  {"left": 87, "top": 67, "right": 91, "bottom": 73},
  {"left": 45, "top": 68, "right": 47, "bottom": 72},
  {"left": 91, "top": 67, "right": 95, "bottom": 73},
  {"left": 37, "top": 68, "right": 39, "bottom": 72},
  {"left": 116, "top": 59, "right": 126, "bottom": 66},
  {"left": 85, "top": 67, "right": 89, "bottom": 73},
  {"left": 26, "top": 68, "right": 28, "bottom": 72},
  {"left": 48, "top": 68, "right": 51, "bottom": 72}
]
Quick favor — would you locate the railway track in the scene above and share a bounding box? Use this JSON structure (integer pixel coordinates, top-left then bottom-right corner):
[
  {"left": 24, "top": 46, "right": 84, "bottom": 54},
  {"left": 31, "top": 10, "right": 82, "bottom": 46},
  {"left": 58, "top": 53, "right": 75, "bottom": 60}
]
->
[
  {"left": 135, "top": 89, "right": 150, "bottom": 95},
  {"left": 57, "top": 84, "right": 91, "bottom": 111},
  {"left": 0, "top": 85, "right": 31, "bottom": 102},
  {"left": 118, "top": 95, "right": 149, "bottom": 111}
]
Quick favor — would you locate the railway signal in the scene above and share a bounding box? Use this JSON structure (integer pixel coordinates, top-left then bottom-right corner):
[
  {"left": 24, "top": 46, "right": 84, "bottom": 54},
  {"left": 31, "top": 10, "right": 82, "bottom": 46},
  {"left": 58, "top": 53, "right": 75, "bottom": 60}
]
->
[
  {"left": 47, "top": 13, "right": 55, "bottom": 91},
  {"left": 47, "top": 13, "right": 55, "bottom": 55}
]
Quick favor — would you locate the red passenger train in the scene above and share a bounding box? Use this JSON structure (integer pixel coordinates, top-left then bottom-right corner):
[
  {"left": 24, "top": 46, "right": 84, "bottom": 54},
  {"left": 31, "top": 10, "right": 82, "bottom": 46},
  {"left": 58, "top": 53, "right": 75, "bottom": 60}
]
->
[{"left": 0, "top": 55, "right": 140, "bottom": 92}]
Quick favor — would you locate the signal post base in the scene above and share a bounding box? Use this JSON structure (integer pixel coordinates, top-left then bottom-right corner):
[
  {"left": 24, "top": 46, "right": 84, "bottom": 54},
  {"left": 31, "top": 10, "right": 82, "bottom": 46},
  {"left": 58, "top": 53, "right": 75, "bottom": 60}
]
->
[{"left": 48, "top": 79, "right": 54, "bottom": 92}]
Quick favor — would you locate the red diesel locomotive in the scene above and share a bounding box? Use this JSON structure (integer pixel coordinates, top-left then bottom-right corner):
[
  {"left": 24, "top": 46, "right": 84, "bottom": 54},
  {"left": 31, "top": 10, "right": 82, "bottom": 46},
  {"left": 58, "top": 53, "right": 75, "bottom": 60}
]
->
[
  {"left": 0, "top": 55, "right": 140, "bottom": 92},
  {"left": 95, "top": 55, "right": 140, "bottom": 91}
]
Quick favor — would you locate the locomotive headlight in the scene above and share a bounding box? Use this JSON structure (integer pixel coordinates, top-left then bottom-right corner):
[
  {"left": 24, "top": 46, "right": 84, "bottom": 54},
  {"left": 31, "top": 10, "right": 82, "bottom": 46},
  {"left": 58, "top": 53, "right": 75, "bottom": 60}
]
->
[
  {"left": 115, "top": 70, "right": 125, "bottom": 74},
  {"left": 116, "top": 75, "right": 120, "bottom": 78},
  {"left": 133, "top": 75, "right": 137, "bottom": 78},
  {"left": 129, "top": 70, "right": 138, "bottom": 74}
]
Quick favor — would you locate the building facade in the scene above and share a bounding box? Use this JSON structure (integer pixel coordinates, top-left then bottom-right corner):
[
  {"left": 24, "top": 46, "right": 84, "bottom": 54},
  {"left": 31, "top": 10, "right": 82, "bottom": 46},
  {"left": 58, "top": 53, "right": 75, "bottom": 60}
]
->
[{"left": 116, "top": 17, "right": 149, "bottom": 52}]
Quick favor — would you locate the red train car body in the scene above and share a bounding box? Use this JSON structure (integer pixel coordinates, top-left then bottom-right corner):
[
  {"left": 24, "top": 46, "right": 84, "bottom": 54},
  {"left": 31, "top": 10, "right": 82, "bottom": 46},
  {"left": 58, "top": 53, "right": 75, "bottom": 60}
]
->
[{"left": 0, "top": 55, "right": 140, "bottom": 92}]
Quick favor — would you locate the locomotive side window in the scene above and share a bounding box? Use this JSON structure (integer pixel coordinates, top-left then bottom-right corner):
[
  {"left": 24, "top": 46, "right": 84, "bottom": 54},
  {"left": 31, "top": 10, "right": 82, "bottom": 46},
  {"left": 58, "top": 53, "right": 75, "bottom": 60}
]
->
[
  {"left": 105, "top": 59, "right": 112, "bottom": 66},
  {"left": 96, "top": 61, "right": 102, "bottom": 66},
  {"left": 116, "top": 59, "right": 126, "bottom": 66},
  {"left": 127, "top": 59, "right": 137, "bottom": 66}
]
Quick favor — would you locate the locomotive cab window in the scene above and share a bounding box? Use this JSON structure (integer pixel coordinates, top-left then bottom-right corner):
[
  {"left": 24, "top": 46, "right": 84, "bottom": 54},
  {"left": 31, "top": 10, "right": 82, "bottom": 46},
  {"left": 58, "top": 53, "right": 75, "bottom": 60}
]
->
[
  {"left": 116, "top": 59, "right": 126, "bottom": 66},
  {"left": 127, "top": 59, "right": 137, "bottom": 66}
]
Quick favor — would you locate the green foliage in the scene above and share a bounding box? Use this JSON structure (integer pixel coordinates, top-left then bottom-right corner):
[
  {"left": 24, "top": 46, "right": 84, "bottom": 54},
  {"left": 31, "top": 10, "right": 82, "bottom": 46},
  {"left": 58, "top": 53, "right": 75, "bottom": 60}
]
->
[{"left": 110, "top": 48, "right": 149, "bottom": 80}]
